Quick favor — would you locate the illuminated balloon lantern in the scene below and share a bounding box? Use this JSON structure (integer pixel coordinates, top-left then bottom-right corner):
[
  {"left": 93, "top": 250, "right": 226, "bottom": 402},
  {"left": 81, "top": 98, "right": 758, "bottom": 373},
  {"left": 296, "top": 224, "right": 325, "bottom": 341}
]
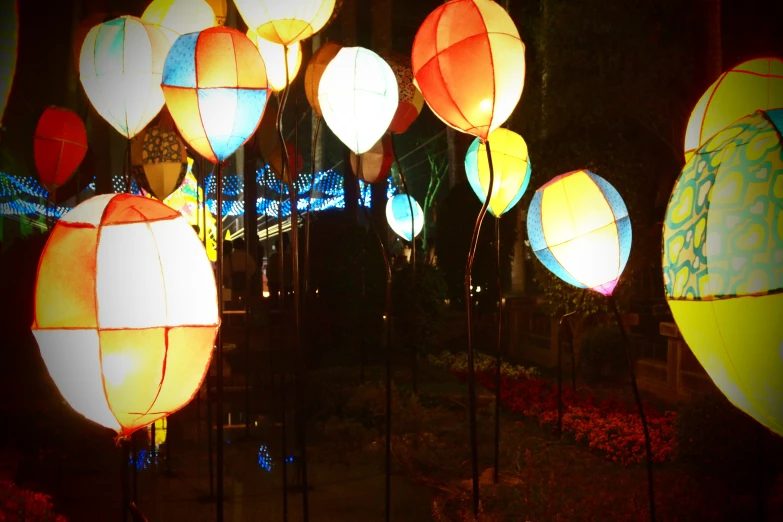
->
[
  {"left": 248, "top": 29, "right": 302, "bottom": 92},
  {"left": 268, "top": 141, "right": 304, "bottom": 184},
  {"left": 161, "top": 26, "right": 270, "bottom": 164},
  {"left": 527, "top": 170, "right": 632, "bottom": 296},
  {"left": 0, "top": 0, "right": 18, "bottom": 130},
  {"left": 142, "top": 0, "right": 217, "bottom": 46},
  {"left": 664, "top": 109, "right": 783, "bottom": 436},
  {"left": 31, "top": 194, "right": 219, "bottom": 438},
  {"left": 386, "top": 194, "right": 424, "bottom": 241},
  {"left": 137, "top": 125, "right": 189, "bottom": 200},
  {"left": 234, "top": 0, "right": 335, "bottom": 46},
  {"left": 79, "top": 16, "right": 170, "bottom": 139},
  {"left": 411, "top": 0, "right": 525, "bottom": 140},
  {"left": 383, "top": 52, "right": 425, "bottom": 134},
  {"left": 304, "top": 41, "right": 341, "bottom": 118},
  {"left": 349, "top": 135, "right": 393, "bottom": 184},
  {"left": 464, "top": 128, "right": 531, "bottom": 217},
  {"left": 33, "top": 107, "right": 88, "bottom": 193},
  {"left": 684, "top": 57, "right": 783, "bottom": 164},
  {"left": 318, "top": 47, "right": 398, "bottom": 154}
]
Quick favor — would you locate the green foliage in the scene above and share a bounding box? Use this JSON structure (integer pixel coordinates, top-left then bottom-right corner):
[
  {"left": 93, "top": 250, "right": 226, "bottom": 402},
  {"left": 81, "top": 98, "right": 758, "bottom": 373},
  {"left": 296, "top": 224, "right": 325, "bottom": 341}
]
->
[
  {"left": 391, "top": 262, "right": 447, "bottom": 356},
  {"left": 427, "top": 350, "right": 539, "bottom": 380}
]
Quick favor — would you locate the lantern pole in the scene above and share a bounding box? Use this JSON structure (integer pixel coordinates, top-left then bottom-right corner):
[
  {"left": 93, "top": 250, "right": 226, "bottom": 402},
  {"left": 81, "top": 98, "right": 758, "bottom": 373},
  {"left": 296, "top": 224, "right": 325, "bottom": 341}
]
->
[
  {"left": 609, "top": 296, "right": 656, "bottom": 521},
  {"left": 389, "top": 133, "right": 418, "bottom": 395},
  {"left": 556, "top": 311, "right": 576, "bottom": 438},
  {"left": 465, "top": 138, "right": 495, "bottom": 518},
  {"left": 493, "top": 215, "right": 501, "bottom": 484},
  {"left": 216, "top": 159, "right": 225, "bottom": 522},
  {"left": 358, "top": 153, "right": 393, "bottom": 522},
  {"left": 305, "top": 117, "right": 320, "bottom": 299}
]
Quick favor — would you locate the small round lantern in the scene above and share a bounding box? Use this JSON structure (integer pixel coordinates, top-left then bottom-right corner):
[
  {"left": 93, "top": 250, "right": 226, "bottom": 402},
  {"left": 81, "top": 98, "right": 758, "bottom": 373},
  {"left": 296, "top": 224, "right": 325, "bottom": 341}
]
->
[
  {"left": 411, "top": 0, "right": 525, "bottom": 140},
  {"left": 79, "top": 16, "right": 170, "bottom": 139},
  {"left": 33, "top": 106, "right": 88, "bottom": 193},
  {"left": 268, "top": 141, "right": 304, "bottom": 184},
  {"left": 32, "top": 193, "right": 219, "bottom": 438},
  {"left": 349, "top": 134, "right": 393, "bottom": 184},
  {"left": 248, "top": 29, "right": 303, "bottom": 92},
  {"left": 142, "top": 0, "right": 217, "bottom": 46},
  {"left": 383, "top": 52, "right": 424, "bottom": 134},
  {"left": 161, "top": 27, "right": 270, "bottom": 164},
  {"left": 137, "top": 125, "right": 189, "bottom": 201},
  {"left": 464, "top": 128, "right": 531, "bottom": 217},
  {"left": 664, "top": 109, "right": 783, "bottom": 436},
  {"left": 234, "top": 0, "right": 335, "bottom": 47},
  {"left": 527, "top": 169, "right": 631, "bottom": 296},
  {"left": 684, "top": 57, "right": 783, "bottom": 164},
  {"left": 304, "top": 41, "right": 341, "bottom": 118},
  {"left": 318, "top": 46, "right": 398, "bottom": 155},
  {"left": 386, "top": 194, "right": 423, "bottom": 241}
]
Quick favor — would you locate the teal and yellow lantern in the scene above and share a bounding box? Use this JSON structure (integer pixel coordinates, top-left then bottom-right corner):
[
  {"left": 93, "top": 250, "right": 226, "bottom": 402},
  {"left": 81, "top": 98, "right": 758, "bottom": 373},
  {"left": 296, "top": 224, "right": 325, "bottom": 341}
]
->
[
  {"left": 527, "top": 169, "right": 631, "bottom": 296},
  {"left": 464, "top": 128, "right": 531, "bottom": 217},
  {"left": 664, "top": 109, "right": 783, "bottom": 436}
]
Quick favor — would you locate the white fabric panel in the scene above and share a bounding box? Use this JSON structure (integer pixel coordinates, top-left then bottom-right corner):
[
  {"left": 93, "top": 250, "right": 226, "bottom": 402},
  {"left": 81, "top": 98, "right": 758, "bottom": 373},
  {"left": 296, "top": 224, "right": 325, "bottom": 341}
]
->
[
  {"left": 34, "top": 329, "right": 120, "bottom": 431},
  {"left": 148, "top": 217, "right": 218, "bottom": 327},
  {"left": 96, "top": 222, "right": 167, "bottom": 328},
  {"left": 60, "top": 193, "right": 117, "bottom": 225}
]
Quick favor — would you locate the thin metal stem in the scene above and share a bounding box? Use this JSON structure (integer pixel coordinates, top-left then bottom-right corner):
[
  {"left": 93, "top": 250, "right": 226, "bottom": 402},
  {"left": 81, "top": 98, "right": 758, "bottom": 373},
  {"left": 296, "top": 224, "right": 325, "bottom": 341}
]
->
[
  {"left": 304, "top": 117, "right": 321, "bottom": 299},
  {"left": 609, "top": 296, "right": 656, "bottom": 522},
  {"left": 493, "top": 216, "right": 501, "bottom": 484},
  {"left": 557, "top": 311, "right": 576, "bottom": 437},
  {"left": 216, "top": 161, "right": 225, "bottom": 522},
  {"left": 389, "top": 133, "right": 418, "bottom": 394},
  {"left": 358, "top": 165, "right": 392, "bottom": 522},
  {"left": 465, "top": 139, "right": 495, "bottom": 517}
]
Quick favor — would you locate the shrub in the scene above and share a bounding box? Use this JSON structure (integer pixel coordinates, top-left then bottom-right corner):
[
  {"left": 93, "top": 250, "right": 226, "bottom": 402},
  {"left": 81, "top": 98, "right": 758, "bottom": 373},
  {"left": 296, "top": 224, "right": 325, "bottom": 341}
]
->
[
  {"left": 428, "top": 350, "right": 539, "bottom": 380},
  {"left": 0, "top": 481, "right": 68, "bottom": 522}
]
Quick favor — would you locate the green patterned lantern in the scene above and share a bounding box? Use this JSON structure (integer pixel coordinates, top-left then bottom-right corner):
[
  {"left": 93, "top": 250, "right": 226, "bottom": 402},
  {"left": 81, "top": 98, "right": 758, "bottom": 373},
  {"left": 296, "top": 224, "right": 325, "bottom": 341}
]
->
[{"left": 663, "top": 109, "right": 783, "bottom": 436}]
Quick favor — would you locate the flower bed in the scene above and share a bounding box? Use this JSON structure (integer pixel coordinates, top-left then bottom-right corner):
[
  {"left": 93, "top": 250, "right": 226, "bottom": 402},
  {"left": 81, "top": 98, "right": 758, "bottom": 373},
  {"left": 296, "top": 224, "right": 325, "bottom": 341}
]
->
[
  {"left": 429, "top": 351, "right": 678, "bottom": 465},
  {"left": 0, "top": 482, "right": 68, "bottom": 522}
]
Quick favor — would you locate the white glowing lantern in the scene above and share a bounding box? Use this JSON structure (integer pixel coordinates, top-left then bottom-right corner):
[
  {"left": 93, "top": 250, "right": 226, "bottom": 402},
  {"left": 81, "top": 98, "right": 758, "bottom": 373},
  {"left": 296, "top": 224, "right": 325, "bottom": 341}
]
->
[
  {"left": 142, "top": 0, "right": 218, "bottom": 46},
  {"left": 318, "top": 46, "right": 398, "bottom": 155},
  {"left": 234, "top": 0, "right": 335, "bottom": 46},
  {"left": 386, "top": 194, "right": 424, "bottom": 242},
  {"left": 247, "top": 29, "right": 302, "bottom": 92},
  {"left": 79, "top": 16, "right": 170, "bottom": 139},
  {"left": 31, "top": 194, "right": 219, "bottom": 438}
]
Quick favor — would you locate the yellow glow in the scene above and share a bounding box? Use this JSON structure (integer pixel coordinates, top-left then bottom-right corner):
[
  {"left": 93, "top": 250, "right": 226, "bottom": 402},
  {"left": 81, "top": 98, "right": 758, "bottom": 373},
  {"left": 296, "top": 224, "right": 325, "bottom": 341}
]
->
[
  {"left": 142, "top": 0, "right": 217, "bottom": 46},
  {"left": 79, "top": 16, "right": 170, "bottom": 139},
  {"left": 318, "top": 47, "right": 399, "bottom": 154},
  {"left": 263, "top": 291, "right": 270, "bottom": 297},
  {"left": 684, "top": 57, "right": 783, "bottom": 163},
  {"left": 32, "top": 195, "right": 219, "bottom": 438},
  {"left": 465, "top": 128, "right": 531, "bottom": 217},
  {"left": 147, "top": 417, "right": 168, "bottom": 447},
  {"left": 234, "top": 0, "right": 335, "bottom": 46},
  {"left": 247, "top": 29, "right": 302, "bottom": 92}
]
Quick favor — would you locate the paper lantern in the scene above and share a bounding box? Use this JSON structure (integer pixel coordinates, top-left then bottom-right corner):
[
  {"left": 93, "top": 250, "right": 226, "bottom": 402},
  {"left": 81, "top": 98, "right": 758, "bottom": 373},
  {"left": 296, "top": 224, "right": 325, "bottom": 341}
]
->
[
  {"left": 411, "top": 0, "right": 525, "bottom": 140},
  {"left": 527, "top": 170, "right": 631, "bottom": 296},
  {"left": 383, "top": 52, "right": 424, "bottom": 134},
  {"left": 31, "top": 194, "right": 219, "bottom": 438},
  {"left": 79, "top": 16, "right": 170, "bottom": 139},
  {"left": 142, "top": 0, "right": 217, "bottom": 46},
  {"left": 248, "top": 29, "right": 302, "bottom": 92},
  {"left": 664, "top": 109, "right": 783, "bottom": 436},
  {"left": 33, "top": 107, "right": 88, "bottom": 193},
  {"left": 304, "top": 41, "right": 341, "bottom": 118},
  {"left": 234, "top": 0, "right": 335, "bottom": 46},
  {"left": 386, "top": 194, "right": 423, "bottom": 241},
  {"left": 464, "top": 128, "right": 531, "bottom": 217},
  {"left": 146, "top": 161, "right": 218, "bottom": 262},
  {"left": 349, "top": 134, "right": 393, "bottom": 184},
  {"left": 318, "top": 47, "right": 398, "bottom": 155},
  {"left": 684, "top": 57, "right": 783, "bottom": 164},
  {"left": 161, "top": 26, "right": 270, "bottom": 164},
  {"left": 0, "top": 0, "right": 18, "bottom": 129},
  {"left": 137, "top": 125, "right": 189, "bottom": 200},
  {"left": 268, "top": 141, "right": 304, "bottom": 184}
]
